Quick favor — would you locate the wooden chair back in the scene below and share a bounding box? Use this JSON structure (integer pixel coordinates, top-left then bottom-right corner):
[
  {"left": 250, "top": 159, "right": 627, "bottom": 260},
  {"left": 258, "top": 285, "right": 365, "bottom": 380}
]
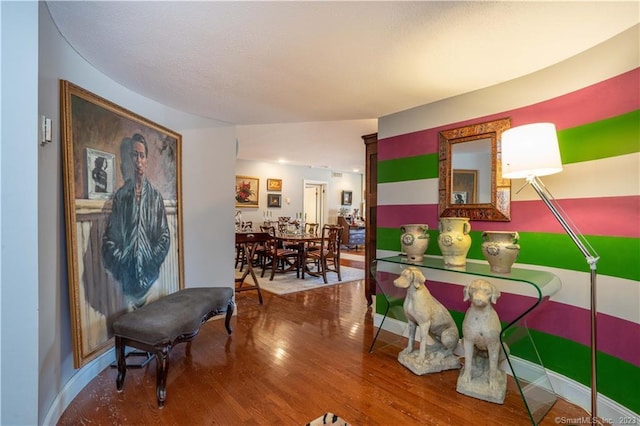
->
[
  {"left": 305, "top": 224, "right": 343, "bottom": 283},
  {"left": 277, "top": 222, "right": 288, "bottom": 234},
  {"left": 322, "top": 225, "right": 343, "bottom": 259},
  {"left": 305, "top": 223, "right": 319, "bottom": 236},
  {"left": 259, "top": 226, "right": 299, "bottom": 280}
]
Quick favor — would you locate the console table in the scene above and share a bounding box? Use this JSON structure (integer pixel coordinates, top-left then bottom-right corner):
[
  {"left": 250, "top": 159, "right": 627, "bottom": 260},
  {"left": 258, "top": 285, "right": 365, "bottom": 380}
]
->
[{"left": 372, "top": 255, "right": 561, "bottom": 425}]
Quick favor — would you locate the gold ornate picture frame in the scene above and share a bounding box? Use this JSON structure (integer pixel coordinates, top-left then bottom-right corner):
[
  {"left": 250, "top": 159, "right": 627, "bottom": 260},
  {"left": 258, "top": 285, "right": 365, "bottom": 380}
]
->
[
  {"left": 60, "top": 80, "right": 184, "bottom": 368},
  {"left": 267, "top": 178, "right": 282, "bottom": 191},
  {"left": 235, "top": 175, "right": 259, "bottom": 207}
]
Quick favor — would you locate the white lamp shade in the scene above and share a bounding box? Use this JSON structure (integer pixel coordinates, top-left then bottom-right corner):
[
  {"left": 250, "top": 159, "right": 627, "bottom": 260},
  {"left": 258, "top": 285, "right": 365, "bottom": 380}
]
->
[{"left": 501, "top": 123, "right": 563, "bottom": 179}]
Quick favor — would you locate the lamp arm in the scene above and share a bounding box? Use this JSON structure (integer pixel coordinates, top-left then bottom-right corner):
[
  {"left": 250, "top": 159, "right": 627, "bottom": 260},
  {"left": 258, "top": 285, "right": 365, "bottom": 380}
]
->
[
  {"left": 526, "top": 175, "right": 600, "bottom": 421},
  {"left": 527, "top": 176, "right": 599, "bottom": 269}
]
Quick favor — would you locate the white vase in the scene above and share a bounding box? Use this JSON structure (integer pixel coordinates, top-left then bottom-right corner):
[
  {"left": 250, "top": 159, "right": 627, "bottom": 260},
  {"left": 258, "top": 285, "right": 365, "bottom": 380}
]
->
[
  {"left": 481, "top": 231, "right": 520, "bottom": 273},
  {"left": 400, "top": 224, "right": 430, "bottom": 262},
  {"left": 438, "top": 217, "right": 472, "bottom": 267}
]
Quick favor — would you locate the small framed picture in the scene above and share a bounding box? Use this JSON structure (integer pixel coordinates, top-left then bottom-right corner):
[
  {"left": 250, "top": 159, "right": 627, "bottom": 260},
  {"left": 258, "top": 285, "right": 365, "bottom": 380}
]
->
[
  {"left": 341, "top": 190, "right": 353, "bottom": 206},
  {"left": 86, "top": 148, "right": 116, "bottom": 199},
  {"left": 452, "top": 191, "right": 468, "bottom": 204},
  {"left": 267, "top": 178, "right": 282, "bottom": 191},
  {"left": 268, "top": 193, "right": 282, "bottom": 208}
]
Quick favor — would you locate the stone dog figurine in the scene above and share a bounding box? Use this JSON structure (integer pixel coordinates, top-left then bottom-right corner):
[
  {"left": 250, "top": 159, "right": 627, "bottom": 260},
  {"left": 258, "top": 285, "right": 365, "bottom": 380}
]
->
[
  {"left": 457, "top": 278, "right": 507, "bottom": 404},
  {"left": 393, "top": 267, "right": 460, "bottom": 374}
]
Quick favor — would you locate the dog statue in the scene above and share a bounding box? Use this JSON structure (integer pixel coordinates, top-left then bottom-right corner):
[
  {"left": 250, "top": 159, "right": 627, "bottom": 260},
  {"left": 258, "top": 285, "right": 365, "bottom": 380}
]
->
[
  {"left": 393, "top": 266, "right": 460, "bottom": 374},
  {"left": 457, "top": 278, "right": 506, "bottom": 403}
]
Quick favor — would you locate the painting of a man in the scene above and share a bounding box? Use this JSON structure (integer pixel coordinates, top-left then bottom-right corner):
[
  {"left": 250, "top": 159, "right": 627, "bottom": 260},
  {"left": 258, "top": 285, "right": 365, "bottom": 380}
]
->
[
  {"left": 102, "top": 133, "right": 171, "bottom": 309},
  {"left": 61, "top": 80, "right": 183, "bottom": 368}
]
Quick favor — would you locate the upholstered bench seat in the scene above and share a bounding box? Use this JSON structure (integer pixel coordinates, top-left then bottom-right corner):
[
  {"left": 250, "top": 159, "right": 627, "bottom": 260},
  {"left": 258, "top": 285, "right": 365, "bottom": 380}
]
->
[{"left": 113, "top": 287, "right": 234, "bottom": 407}]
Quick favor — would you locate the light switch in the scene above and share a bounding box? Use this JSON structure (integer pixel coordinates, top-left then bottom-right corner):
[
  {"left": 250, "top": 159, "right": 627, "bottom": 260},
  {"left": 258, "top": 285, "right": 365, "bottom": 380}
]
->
[{"left": 41, "top": 115, "right": 52, "bottom": 145}]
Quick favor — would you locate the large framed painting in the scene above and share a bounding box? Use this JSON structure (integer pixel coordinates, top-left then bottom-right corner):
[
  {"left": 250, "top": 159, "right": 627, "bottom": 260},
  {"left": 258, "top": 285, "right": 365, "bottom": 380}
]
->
[
  {"left": 235, "top": 175, "right": 259, "bottom": 208},
  {"left": 60, "top": 80, "right": 184, "bottom": 368}
]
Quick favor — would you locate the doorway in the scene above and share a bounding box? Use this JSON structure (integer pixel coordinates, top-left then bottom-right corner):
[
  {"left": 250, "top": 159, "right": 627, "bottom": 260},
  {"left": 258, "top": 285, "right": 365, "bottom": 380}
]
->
[{"left": 303, "top": 181, "right": 327, "bottom": 228}]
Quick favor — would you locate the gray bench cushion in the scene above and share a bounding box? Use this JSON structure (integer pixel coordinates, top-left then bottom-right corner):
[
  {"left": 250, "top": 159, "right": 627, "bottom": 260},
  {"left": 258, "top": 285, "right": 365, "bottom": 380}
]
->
[{"left": 113, "top": 287, "right": 233, "bottom": 346}]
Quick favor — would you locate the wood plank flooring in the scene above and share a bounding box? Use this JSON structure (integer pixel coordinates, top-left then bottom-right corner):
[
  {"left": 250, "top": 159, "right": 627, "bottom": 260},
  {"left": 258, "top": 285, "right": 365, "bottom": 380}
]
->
[{"left": 57, "top": 251, "right": 588, "bottom": 425}]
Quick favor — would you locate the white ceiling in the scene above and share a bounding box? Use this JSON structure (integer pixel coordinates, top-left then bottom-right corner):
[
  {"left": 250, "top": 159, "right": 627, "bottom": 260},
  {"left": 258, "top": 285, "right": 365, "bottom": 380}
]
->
[{"left": 46, "top": 1, "right": 638, "bottom": 172}]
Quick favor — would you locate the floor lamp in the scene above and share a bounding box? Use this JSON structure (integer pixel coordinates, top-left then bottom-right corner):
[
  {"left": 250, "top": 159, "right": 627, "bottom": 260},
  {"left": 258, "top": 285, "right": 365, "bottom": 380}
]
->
[{"left": 501, "top": 123, "right": 600, "bottom": 421}]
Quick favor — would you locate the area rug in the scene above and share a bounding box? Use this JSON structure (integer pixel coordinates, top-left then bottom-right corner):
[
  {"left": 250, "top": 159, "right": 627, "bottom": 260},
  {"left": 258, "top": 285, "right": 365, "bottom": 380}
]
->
[
  {"left": 306, "top": 412, "right": 350, "bottom": 426},
  {"left": 340, "top": 252, "right": 364, "bottom": 261},
  {"left": 237, "top": 266, "right": 364, "bottom": 295}
]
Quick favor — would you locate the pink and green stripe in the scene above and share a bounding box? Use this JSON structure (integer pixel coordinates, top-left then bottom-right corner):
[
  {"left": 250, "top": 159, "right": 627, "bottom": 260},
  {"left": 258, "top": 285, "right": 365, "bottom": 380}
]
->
[
  {"left": 378, "top": 109, "right": 639, "bottom": 184},
  {"left": 376, "top": 227, "right": 639, "bottom": 281},
  {"left": 378, "top": 197, "right": 640, "bottom": 238},
  {"left": 379, "top": 68, "right": 639, "bottom": 163}
]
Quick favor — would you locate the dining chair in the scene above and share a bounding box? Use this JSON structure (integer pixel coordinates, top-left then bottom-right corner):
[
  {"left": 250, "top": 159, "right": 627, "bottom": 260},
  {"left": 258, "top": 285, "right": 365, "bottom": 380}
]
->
[
  {"left": 244, "top": 225, "right": 273, "bottom": 268},
  {"left": 305, "top": 222, "right": 321, "bottom": 253},
  {"left": 261, "top": 227, "right": 300, "bottom": 280},
  {"left": 235, "top": 221, "right": 255, "bottom": 271},
  {"left": 277, "top": 222, "right": 288, "bottom": 234},
  {"left": 305, "top": 224, "right": 343, "bottom": 283},
  {"left": 235, "top": 243, "right": 246, "bottom": 271},
  {"left": 305, "top": 222, "right": 319, "bottom": 236},
  {"left": 234, "top": 223, "right": 250, "bottom": 271},
  {"left": 250, "top": 225, "right": 276, "bottom": 270}
]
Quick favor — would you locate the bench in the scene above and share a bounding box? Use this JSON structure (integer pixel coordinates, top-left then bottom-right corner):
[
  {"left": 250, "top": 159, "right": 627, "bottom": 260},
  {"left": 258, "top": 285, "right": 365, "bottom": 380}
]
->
[{"left": 113, "top": 287, "right": 234, "bottom": 407}]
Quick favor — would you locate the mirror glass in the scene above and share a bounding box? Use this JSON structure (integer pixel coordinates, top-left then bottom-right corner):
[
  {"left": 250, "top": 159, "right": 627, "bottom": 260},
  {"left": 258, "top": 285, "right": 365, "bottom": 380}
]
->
[{"left": 438, "top": 118, "right": 511, "bottom": 221}]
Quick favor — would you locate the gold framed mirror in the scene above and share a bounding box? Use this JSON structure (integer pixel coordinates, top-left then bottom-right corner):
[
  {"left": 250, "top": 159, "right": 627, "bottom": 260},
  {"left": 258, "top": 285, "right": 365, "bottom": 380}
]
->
[{"left": 438, "top": 118, "right": 511, "bottom": 221}]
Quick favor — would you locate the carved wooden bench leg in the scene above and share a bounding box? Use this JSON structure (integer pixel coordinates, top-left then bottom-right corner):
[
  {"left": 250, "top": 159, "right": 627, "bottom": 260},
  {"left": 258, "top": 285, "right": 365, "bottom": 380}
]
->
[
  {"left": 155, "top": 346, "right": 170, "bottom": 408},
  {"left": 225, "top": 300, "right": 234, "bottom": 334},
  {"left": 115, "top": 336, "right": 126, "bottom": 391}
]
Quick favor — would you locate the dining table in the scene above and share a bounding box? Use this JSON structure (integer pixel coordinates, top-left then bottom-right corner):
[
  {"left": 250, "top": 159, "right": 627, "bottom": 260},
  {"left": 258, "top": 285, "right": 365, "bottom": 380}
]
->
[{"left": 276, "top": 232, "right": 322, "bottom": 279}]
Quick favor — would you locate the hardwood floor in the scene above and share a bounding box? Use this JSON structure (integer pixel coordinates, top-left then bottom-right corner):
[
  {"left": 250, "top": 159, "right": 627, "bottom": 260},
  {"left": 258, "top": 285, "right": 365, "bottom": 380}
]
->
[{"left": 58, "top": 250, "right": 587, "bottom": 425}]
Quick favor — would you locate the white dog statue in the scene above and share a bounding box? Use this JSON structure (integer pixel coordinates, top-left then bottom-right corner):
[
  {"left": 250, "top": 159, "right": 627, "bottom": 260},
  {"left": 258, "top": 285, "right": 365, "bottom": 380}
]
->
[
  {"left": 393, "top": 266, "right": 460, "bottom": 375},
  {"left": 457, "top": 278, "right": 507, "bottom": 404}
]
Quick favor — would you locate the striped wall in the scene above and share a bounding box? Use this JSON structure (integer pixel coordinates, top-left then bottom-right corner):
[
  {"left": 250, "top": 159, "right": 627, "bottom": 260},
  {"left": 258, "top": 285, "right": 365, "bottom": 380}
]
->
[{"left": 375, "top": 54, "right": 639, "bottom": 416}]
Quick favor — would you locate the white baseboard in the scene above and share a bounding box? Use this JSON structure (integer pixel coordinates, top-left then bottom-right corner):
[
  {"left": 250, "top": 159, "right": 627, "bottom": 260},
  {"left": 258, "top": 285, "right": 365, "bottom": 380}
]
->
[
  {"left": 373, "top": 313, "right": 639, "bottom": 425},
  {"left": 42, "top": 349, "right": 115, "bottom": 425}
]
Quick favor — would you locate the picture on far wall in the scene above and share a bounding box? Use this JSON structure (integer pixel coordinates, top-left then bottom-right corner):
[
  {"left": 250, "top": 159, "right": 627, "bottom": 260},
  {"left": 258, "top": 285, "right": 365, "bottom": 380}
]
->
[
  {"left": 267, "top": 178, "right": 282, "bottom": 191},
  {"left": 341, "top": 190, "right": 353, "bottom": 206},
  {"left": 235, "top": 175, "right": 259, "bottom": 208},
  {"left": 452, "top": 169, "right": 477, "bottom": 204},
  {"left": 268, "top": 193, "right": 282, "bottom": 208},
  {"left": 60, "top": 80, "right": 184, "bottom": 368}
]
